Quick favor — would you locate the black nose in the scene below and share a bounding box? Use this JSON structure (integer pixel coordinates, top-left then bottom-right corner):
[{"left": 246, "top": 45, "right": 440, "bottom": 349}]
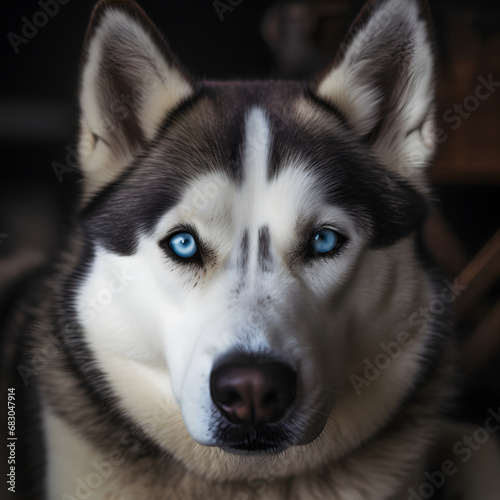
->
[{"left": 210, "top": 360, "right": 297, "bottom": 426}]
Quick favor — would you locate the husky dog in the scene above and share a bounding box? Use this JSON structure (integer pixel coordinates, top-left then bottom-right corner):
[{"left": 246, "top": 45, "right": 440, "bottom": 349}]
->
[{"left": 9, "top": 0, "right": 498, "bottom": 499}]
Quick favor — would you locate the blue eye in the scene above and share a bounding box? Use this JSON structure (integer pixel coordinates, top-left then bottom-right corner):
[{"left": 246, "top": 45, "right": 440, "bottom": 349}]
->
[
  {"left": 311, "top": 229, "right": 339, "bottom": 255},
  {"left": 169, "top": 232, "right": 198, "bottom": 258}
]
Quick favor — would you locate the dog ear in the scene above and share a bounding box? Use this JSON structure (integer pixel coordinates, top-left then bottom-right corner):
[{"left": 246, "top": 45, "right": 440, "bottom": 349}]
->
[
  {"left": 78, "top": 0, "right": 193, "bottom": 198},
  {"left": 314, "top": 0, "right": 435, "bottom": 183}
]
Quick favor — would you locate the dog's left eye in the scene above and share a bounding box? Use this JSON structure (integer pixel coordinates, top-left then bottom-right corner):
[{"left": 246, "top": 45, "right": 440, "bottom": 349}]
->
[
  {"left": 310, "top": 229, "right": 340, "bottom": 255},
  {"left": 169, "top": 232, "right": 198, "bottom": 258}
]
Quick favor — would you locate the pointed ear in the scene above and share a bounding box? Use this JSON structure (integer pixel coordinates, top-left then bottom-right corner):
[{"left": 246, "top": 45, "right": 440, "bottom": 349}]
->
[
  {"left": 314, "top": 0, "right": 435, "bottom": 182},
  {"left": 78, "top": 0, "right": 193, "bottom": 197}
]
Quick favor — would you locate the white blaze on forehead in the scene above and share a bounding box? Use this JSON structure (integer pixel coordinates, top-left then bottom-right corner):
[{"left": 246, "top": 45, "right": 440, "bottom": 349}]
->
[
  {"left": 239, "top": 107, "right": 309, "bottom": 228},
  {"left": 241, "top": 107, "right": 271, "bottom": 223},
  {"left": 240, "top": 107, "right": 272, "bottom": 277},
  {"left": 238, "top": 107, "right": 310, "bottom": 260}
]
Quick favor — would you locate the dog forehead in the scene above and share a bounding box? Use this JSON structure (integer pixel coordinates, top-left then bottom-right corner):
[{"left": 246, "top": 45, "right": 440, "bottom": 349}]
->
[{"left": 173, "top": 106, "right": 323, "bottom": 235}]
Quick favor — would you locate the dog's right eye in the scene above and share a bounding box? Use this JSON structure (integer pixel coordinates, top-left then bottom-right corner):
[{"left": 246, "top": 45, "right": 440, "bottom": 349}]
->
[
  {"left": 310, "top": 228, "right": 343, "bottom": 255},
  {"left": 303, "top": 227, "right": 345, "bottom": 261},
  {"left": 168, "top": 232, "right": 198, "bottom": 259},
  {"left": 311, "top": 229, "right": 339, "bottom": 254}
]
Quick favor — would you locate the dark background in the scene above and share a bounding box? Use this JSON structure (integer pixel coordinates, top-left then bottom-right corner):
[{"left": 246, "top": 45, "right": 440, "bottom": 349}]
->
[{"left": 1, "top": 0, "right": 499, "bottom": 427}]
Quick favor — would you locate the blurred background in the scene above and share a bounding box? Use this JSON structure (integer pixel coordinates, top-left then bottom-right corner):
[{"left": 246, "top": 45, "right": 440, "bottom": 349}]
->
[{"left": 1, "top": 0, "right": 499, "bottom": 430}]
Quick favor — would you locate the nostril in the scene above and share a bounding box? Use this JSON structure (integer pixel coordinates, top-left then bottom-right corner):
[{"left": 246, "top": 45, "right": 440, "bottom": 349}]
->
[
  {"left": 210, "top": 360, "right": 297, "bottom": 426},
  {"left": 263, "top": 391, "right": 278, "bottom": 406},
  {"left": 224, "top": 391, "right": 242, "bottom": 406}
]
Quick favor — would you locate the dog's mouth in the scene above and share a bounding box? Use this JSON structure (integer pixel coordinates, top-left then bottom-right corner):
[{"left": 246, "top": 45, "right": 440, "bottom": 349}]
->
[{"left": 215, "top": 422, "right": 295, "bottom": 454}]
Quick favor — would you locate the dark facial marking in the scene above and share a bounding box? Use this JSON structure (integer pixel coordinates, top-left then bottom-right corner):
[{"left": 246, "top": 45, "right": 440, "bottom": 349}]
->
[
  {"left": 239, "top": 230, "right": 249, "bottom": 275},
  {"left": 258, "top": 226, "right": 273, "bottom": 272},
  {"left": 231, "top": 230, "right": 250, "bottom": 296}
]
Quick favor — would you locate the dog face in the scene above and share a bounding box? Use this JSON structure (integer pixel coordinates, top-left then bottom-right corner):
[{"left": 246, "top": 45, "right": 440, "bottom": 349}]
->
[{"left": 73, "top": 0, "right": 435, "bottom": 479}]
